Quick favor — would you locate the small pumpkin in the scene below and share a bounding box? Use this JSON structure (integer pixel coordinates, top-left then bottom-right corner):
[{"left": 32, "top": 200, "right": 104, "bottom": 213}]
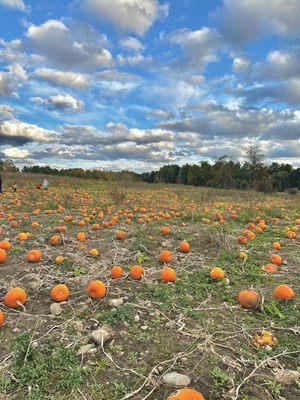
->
[
  {"left": 238, "top": 289, "right": 260, "bottom": 309},
  {"left": 273, "top": 242, "right": 281, "bottom": 250},
  {"left": 161, "top": 226, "right": 170, "bottom": 235},
  {"left": 27, "top": 249, "right": 42, "bottom": 263},
  {"left": 130, "top": 265, "right": 144, "bottom": 280},
  {"left": 4, "top": 288, "right": 27, "bottom": 308},
  {"left": 262, "top": 263, "right": 277, "bottom": 272},
  {"left": 116, "top": 230, "right": 126, "bottom": 240},
  {"left": 89, "top": 248, "right": 99, "bottom": 257},
  {"left": 55, "top": 256, "right": 64, "bottom": 264},
  {"left": 87, "top": 280, "right": 106, "bottom": 299},
  {"left": 77, "top": 232, "right": 86, "bottom": 242},
  {"left": 0, "top": 249, "right": 7, "bottom": 263},
  {"left": 51, "top": 284, "right": 70, "bottom": 302},
  {"left": 167, "top": 388, "right": 205, "bottom": 400},
  {"left": 0, "top": 241, "right": 11, "bottom": 251},
  {"left": 273, "top": 285, "right": 295, "bottom": 300},
  {"left": 269, "top": 254, "right": 282, "bottom": 265},
  {"left": 179, "top": 241, "right": 190, "bottom": 253},
  {"left": 50, "top": 235, "right": 62, "bottom": 246},
  {"left": 210, "top": 267, "right": 225, "bottom": 279},
  {"left": 17, "top": 232, "right": 28, "bottom": 241},
  {"left": 159, "top": 250, "right": 172, "bottom": 263},
  {"left": 0, "top": 310, "right": 5, "bottom": 327},
  {"left": 161, "top": 267, "right": 176, "bottom": 282},
  {"left": 111, "top": 265, "right": 123, "bottom": 279}
]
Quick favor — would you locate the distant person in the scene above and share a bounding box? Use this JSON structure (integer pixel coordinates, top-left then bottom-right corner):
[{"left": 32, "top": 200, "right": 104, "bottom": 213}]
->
[
  {"left": 13, "top": 182, "right": 18, "bottom": 192},
  {"left": 37, "top": 183, "right": 42, "bottom": 190},
  {"left": 42, "top": 178, "right": 49, "bottom": 190},
  {"left": 0, "top": 175, "right": 3, "bottom": 194}
]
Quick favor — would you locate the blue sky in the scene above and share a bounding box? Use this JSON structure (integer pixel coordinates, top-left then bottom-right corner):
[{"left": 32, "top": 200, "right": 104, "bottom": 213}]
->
[{"left": 0, "top": 0, "right": 300, "bottom": 171}]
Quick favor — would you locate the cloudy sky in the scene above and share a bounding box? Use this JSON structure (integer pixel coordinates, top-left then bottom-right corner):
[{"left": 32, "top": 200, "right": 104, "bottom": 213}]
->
[{"left": 0, "top": 0, "right": 300, "bottom": 171}]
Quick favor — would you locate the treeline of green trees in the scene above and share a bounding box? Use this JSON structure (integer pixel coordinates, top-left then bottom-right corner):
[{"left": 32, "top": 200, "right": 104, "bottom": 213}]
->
[
  {"left": 1, "top": 146, "right": 299, "bottom": 192},
  {"left": 141, "top": 147, "right": 300, "bottom": 192},
  {"left": 0, "top": 160, "right": 139, "bottom": 182}
]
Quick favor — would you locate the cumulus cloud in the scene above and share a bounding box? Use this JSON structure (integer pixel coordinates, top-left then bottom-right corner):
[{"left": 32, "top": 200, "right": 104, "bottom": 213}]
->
[
  {"left": 167, "top": 27, "right": 219, "bottom": 71},
  {"left": 33, "top": 68, "right": 90, "bottom": 89},
  {"left": 0, "top": 63, "right": 27, "bottom": 97},
  {"left": 30, "top": 94, "right": 84, "bottom": 112},
  {"left": 25, "top": 19, "right": 113, "bottom": 69},
  {"left": 149, "top": 108, "right": 173, "bottom": 119},
  {"left": 2, "top": 147, "right": 29, "bottom": 158},
  {"left": 117, "top": 53, "right": 153, "bottom": 67},
  {"left": 0, "top": 118, "right": 56, "bottom": 145},
  {"left": 213, "top": 0, "right": 300, "bottom": 45},
  {"left": 0, "top": 104, "right": 14, "bottom": 120},
  {"left": 84, "top": 0, "right": 167, "bottom": 36},
  {"left": 0, "top": 0, "right": 26, "bottom": 11},
  {"left": 120, "top": 37, "right": 145, "bottom": 52}
]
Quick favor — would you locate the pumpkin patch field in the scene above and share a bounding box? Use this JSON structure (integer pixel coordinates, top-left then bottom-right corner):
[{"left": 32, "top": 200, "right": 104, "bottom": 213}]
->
[{"left": 0, "top": 174, "right": 299, "bottom": 400}]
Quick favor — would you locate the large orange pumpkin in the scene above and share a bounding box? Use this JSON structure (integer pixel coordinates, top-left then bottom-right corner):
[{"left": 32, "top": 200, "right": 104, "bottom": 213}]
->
[
  {"left": 210, "top": 267, "right": 225, "bottom": 279},
  {"left": 111, "top": 265, "right": 123, "bottom": 279},
  {"left": 130, "top": 265, "right": 144, "bottom": 280},
  {"left": 0, "top": 249, "right": 7, "bottom": 263},
  {"left": 159, "top": 250, "right": 172, "bottom": 263},
  {"left": 269, "top": 254, "right": 282, "bottom": 265},
  {"left": 167, "top": 388, "right": 205, "bottom": 400},
  {"left": 0, "top": 241, "right": 11, "bottom": 251},
  {"left": 87, "top": 280, "right": 106, "bottom": 299},
  {"left": 50, "top": 284, "right": 70, "bottom": 302},
  {"left": 4, "top": 288, "right": 27, "bottom": 308},
  {"left": 238, "top": 289, "right": 260, "bottom": 309},
  {"left": 27, "top": 249, "right": 42, "bottom": 263},
  {"left": 50, "top": 235, "right": 62, "bottom": 246},
  {"left": 273, "top": 285, "right": 296, "bottom": 300},
  {"left": 180, "top": 241, "right": 190, "bottom": 253},
  {"left": 161, "top": 267, "right": 176, "bottom": 282}
]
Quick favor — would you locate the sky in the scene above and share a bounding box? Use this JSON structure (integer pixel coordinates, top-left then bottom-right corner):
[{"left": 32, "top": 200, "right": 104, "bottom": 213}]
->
[{"left": 0, "top": 0, "right": 300, "bottom": 171}]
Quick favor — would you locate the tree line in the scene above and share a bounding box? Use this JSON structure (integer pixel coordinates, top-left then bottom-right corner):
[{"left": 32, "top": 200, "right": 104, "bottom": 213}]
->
[
  {"left": 1, "top": 146, "right": 299, "bottom": 192},
  {"left": 141, "top": 147, "right": 300, "bottom": 192}
]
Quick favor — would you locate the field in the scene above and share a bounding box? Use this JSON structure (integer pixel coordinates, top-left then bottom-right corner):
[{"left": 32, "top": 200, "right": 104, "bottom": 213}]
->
[{"left": 0, "top": 174, "right": 299, "bottom": 400}]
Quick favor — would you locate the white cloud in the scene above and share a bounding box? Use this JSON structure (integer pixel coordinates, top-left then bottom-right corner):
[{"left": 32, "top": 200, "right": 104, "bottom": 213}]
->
[
  {"left": 117, "top": 53, "right": 153, "bottom": 67},
  {"left": 25, "top": 19, "right": 113, "bottom": 69},
  {"left": 0, "top": 104, "right": 14, "bottom": 120},
  {"left": 150, "top": 108, "right": 173, "bottom": 119},
  {"left": 30, "top": 94, "right": 84, "bottom": 112},
  {"left": 120, "top": 37, "right": 145, "bottom": 52},
  {"left": 2, "top": 147, "right": 29, "bottom": 158},
  {"left": 214, "top": 0, "right": 300, "bottom": 45},
  {"left": 0, "top": 63, "right": 28, "bottom": 97},
  {"left": 34, "top": 68, "right": 90, "bottom": 89},
  {"left": 84, "top": 0, "right": 164, "bottom": 35},
  {"left": 0, "top": 119, "right": 55, "bottom": 144},
  {"left": 168, "top": 27, "right": 219, "bottom": 71},
  {"left": 0, "top": 0, "right": 26, "bottom": 11}
]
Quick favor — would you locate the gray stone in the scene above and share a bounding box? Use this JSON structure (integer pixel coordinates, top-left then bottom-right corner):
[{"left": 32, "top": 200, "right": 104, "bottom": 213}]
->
[
  {"left": 109, "top": 298, "right": 124, "bottom": 307},
  {"left": 50, "top": 303, "right": 62, "bottom": 316},
  {"left": 162, "top": 372, "right": 191, "bottom": 387},
  {"left": 91, "top": 326, "right": 112, "bottom": 345}
]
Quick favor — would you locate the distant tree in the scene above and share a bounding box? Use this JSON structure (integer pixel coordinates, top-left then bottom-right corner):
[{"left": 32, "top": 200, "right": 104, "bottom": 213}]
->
[
  {"left": 0, "top": 159, "right": 19, "bottom": 172},
  {"left": 246, "top": 145, "right": 265, "bottom": 188}
]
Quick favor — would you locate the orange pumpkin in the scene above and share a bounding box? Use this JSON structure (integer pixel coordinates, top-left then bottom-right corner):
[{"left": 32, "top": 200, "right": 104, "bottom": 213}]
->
[
  {"left": 238, "top": 236, "right": 247, "bottom": 244},
  {"left": 111, "top": 265, "right": 123, "bottom": 279},
  {"left": 273, "top": 285, "right": 296, "bottom": 300},
  {"left": 180, "top": 241, "right": 190, "bottom": 253},
  {"left": 238, "top": 289, "right": 260, "bottom": 309},
  {"left": 0, "top": 241, "right": 11, "bottom": 251},
  {"left": 0, "top": 249, "right": 7, "bottom": 263},
  {"left": 262, "top": 263, "right": 278, "bottom": 272},
  {"left": 273, "top": 242, "right": 281, "bottom": 250},
  {"left": 116, "top": 230, "right": 126, "bottom": 240},
  {"left": 77, "top": 232, "right": 86, "bottom": 242},
  {"left": 269, "top": 254, "right": 282, "bottom": 265},
  {"left": 17, "top": 232, "right": 28, "bottom": 241},
  {"left": 55, "top": 256, "right": 64, "bottom": 264},
  {"left": 87, "top": 280, "right": 106, "bottom": 299},
  {"left": 130, "top": 265, "right": 144, "bottom": 280},
  {"left": 159, "top": 250, "right": 172, "bottom": 263},
  {"left": 4, "top": 288, "right": 27, "bottom": 308},
  {"left": 161, "top": 226, "right": 170, "bottom": 235},
  {"left": 27, "top": 249, "right": 42, "bottom": 263},
  {"left": 51, "top": 284, "right": 70, "bottom": 302},
  {"left": 167, "top": 388, "right": 205, "bottom": 400},
  {"left": 89, "top": 248, "right": 99, "bottom": 257},
  {"left": 0, "top": 310, "right": 4, "bottom": 326},
  {"left": 161, "top": 267, "right": 176, "bottom": 282},
  {"left": 210, "top": 267, "right": 225, "bottom": 279},
  {"left": 50, "top": 235, "right": 62, "bottom": 246}
]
